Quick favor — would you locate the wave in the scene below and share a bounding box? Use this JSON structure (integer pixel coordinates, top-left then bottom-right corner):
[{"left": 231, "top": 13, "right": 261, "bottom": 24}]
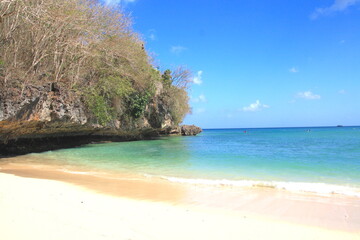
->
[
  {"left": 160, "top": 176, "right": 360, "bottom": 197},
  {"left": 58, "top": 168, "right": 360, "bottom": 198}
]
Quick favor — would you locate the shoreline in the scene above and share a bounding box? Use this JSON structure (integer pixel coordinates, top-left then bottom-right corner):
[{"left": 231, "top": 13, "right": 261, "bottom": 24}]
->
[
  {"left": 1, "top": 162, "right": 360, "bottom": 236},
  {"left": 0, "top": 120, "right": 162, "bottom": 156},
  {"left": 0, "top": 121, "right": 202, "bottom": 156}
]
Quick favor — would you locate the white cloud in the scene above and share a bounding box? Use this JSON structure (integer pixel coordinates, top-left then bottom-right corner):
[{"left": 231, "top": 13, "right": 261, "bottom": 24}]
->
[
  {"left": 193, "top": 70, "right": 203, "bottom": 85},
  {"left": 311, "top": 0, "right": 360, "bottom": 19},
  {"left": 192, "top": 94, "right": 206, "bottom": 103},
  {"left": 340, "top": 40, "right": 346, "bottom": 44},
  {"left": 289, "top": 67, "right": 298, "bottom": 73},
  {"left": 242, "top": 100, "right": 270, "bottom": 112},
  {"left": 170, "top": 46, "right": 187, "bottom": 54},
  {"left": 338, "top": 89, "right": 346, "bottom": 94},
  {"left": 297, "top": 91, "right": 321, "bottom": 100}
]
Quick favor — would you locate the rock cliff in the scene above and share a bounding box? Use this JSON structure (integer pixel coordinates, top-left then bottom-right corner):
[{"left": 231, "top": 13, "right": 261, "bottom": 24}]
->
[
  {"left": 0, "top": 83, "right": 87, "bottom": 123},
  {"left": 0, "top": 82, "right": 175, "bottom": 129},
  {"left": 0, "top": 82, "right": 202, "bottom": 156}
]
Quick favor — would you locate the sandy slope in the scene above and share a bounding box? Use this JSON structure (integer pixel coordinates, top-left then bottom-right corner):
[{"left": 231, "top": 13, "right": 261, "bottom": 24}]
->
[{"left": 1, "top": 173, "right": 359, "bottom": 240}]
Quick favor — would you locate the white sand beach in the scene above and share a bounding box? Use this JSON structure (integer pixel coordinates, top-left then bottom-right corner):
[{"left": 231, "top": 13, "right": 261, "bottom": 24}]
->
[{"left": 1, "top": 169, "right": 360, "bottom": 240}]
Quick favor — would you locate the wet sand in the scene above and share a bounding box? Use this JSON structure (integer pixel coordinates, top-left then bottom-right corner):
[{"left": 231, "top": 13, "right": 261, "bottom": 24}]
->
[{"left": 1, "top": 161, "right": 360, "bottom": 239}]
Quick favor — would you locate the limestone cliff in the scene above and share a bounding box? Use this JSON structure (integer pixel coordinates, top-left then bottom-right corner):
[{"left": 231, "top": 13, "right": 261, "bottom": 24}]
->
[
  {"left": 0, "top": 82, "right": 174, "bottom": 129},
  {"left": 0, "top": 82, "right": 201, "bottom": 156},
  {"left": 0, "top": 83, "right": 87, "bottom": 124}
]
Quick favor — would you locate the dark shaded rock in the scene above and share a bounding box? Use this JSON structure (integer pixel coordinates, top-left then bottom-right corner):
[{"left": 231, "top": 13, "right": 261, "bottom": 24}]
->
[
  {"left": 181, "top": 125, "right": 202, "bottom": 136},
  {"left": 0, "top": 121, "right": 161, "bottom": 156},
  {"left": 12, "top": 97, "right": 40, "bottom": 121},
  {"left": 50, "top": 82, "right": 60, "bottom": 93}
]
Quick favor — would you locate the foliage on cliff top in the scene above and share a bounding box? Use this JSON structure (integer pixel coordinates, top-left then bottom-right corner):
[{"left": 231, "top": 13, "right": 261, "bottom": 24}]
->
[{"left": 0, "top": 0, "right": 192, "bottom": 126}]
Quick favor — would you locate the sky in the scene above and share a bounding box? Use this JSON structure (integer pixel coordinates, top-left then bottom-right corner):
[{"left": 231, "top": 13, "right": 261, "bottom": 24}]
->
[{"left": 102, "top": 0, "right": 360, "bottom": 128}]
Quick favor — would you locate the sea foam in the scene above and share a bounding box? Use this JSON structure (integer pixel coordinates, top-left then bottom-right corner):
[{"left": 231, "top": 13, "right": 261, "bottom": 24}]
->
[{"left": 161, "top": 176, "right": 360, "bottom": 197}]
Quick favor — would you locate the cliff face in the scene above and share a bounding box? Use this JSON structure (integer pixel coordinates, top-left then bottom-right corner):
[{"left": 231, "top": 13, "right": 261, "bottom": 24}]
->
[
  {"left": 0, "top": 82, "right": 175, "bottom": 129},
  {"left": 0, "top": 84, "right": 87, "bottom": 123}
]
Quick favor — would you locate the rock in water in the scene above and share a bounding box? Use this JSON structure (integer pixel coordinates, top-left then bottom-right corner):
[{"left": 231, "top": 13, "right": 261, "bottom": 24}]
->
[{"left": 181, "top": 125, "right": 202, "bottom": 136}]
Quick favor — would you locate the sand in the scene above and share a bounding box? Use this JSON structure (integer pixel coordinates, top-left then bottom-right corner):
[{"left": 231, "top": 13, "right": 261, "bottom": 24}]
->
[{"left": 1, "top": 168, "right": 360, "bottom": 240}]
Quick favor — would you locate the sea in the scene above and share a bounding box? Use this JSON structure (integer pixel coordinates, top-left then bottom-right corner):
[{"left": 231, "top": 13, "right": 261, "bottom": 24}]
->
[{"left": 6, "top": 127, "right": 360, "bottom": 197}]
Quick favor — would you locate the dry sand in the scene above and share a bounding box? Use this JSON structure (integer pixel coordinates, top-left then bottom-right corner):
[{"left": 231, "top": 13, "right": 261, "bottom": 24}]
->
[{"left": 1, "top": 166, "right": 360, "bottom": 240}]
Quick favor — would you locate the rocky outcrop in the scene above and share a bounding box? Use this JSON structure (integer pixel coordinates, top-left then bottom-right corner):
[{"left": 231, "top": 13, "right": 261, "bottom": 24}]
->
[
  {"left": 0, "top": 82, "right": 175, "bottom": 130},
  {"left": 0, "top": 82, "right": 201, "bottom": 156},
  {"left": 181, "top": 125, "right": 202, "bottom": 136},
  {"left": 157, "top": 125, "right": 202, "bottom": 136}
]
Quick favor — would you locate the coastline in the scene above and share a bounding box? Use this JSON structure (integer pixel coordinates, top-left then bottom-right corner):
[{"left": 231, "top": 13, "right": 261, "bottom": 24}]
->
[
  {"left": 1, "top": 162, "right": 360, "bottom": 239},
  {"left": 0, "top": 120, "right": 202, "bottom": 157}
]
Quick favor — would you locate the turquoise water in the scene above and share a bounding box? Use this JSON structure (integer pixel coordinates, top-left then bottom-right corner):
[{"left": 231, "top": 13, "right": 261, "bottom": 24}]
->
[{"left": 21, "top": 127, "right": 360, "bottom": 195}]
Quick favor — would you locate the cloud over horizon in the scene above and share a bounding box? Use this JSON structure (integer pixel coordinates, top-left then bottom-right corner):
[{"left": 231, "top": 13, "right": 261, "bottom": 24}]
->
[
  {"left": 242, "top": 100, "right": 269, "bottom": 112},
  {"left": 297, "top": 91, "right": 321, "bottom": 100},
  {"left": 311, "top": 0, "right": 360, "bottom": 19},
  {"left": 289, "top": 67, "right": 298, "bottom": 73}
]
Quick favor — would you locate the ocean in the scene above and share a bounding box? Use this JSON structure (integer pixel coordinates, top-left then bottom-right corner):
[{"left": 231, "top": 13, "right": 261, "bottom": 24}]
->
[{"left": 6, "top": 127, "right": 360, "bottom": 197}]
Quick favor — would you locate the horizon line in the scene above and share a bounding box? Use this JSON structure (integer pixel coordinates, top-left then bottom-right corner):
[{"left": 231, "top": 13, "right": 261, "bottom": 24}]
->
[{"left": 202, "top": 125, "right": 360, "bottom": 130}]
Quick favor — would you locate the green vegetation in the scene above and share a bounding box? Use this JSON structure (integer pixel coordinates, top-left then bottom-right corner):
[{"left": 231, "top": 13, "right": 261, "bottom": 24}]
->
[
  {"left": 162, "top": 70, "right": 172, "bottom": 87},
  {"left": 0, "top": 0, "right": 192, "bottom": 127},
  {"left": 85, "top": 93, "right": 114, "bottom": 126},
  {"left": 126, "top": 91, "right": 152, "bottom": 119}
]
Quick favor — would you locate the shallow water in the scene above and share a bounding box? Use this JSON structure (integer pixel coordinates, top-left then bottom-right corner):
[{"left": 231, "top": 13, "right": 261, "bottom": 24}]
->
[{"left": 4, "top": 127, "right": 360, "bottom": 196}]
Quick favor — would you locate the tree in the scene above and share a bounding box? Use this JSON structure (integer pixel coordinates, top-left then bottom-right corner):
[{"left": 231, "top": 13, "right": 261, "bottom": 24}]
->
[
  {"left": 171, "top": 66, "right": 192, "bottom": 90},
  {"left": 160, "top": 67, "right": 192, "bottom": 125},
  {"left": 161, "top": 69, "right": 172, "bottom": 87}
]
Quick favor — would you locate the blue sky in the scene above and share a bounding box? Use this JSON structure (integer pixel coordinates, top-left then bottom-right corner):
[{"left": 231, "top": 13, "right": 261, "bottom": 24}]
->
[{"left": 104, "top": 0, "right": 360, "bottom": 128}]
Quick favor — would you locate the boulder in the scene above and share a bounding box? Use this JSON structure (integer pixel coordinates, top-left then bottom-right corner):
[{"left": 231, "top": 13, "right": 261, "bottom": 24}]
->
[{"left": 181, "top": 125, "right": 202, "bottom": 136}]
